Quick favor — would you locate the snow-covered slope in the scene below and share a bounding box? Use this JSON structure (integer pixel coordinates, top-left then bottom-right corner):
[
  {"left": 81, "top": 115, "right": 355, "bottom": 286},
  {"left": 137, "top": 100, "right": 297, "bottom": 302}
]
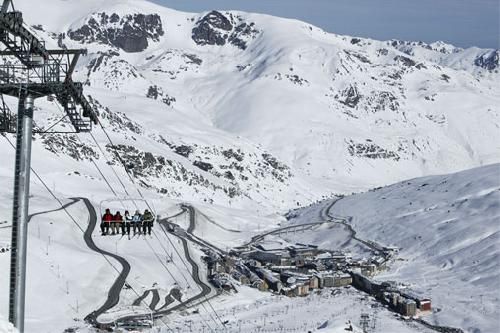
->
[
  {"left": 0, "top": 0, "right": 498, "bottom": 213},
  {"left": 288, "top": 164, "right": 500, "bottom": 333},
  {"left": 0, "top": 316, "right": 16, "bottom": 333},
  {"left": 1, "top": 1, "right": 499, "bottom": 332}
]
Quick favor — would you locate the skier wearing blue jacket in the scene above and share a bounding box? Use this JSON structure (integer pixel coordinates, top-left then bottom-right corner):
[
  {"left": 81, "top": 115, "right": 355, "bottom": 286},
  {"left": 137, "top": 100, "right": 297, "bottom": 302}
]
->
[{"left": 132, "top": 210, "right": 143, "bottom": 235}]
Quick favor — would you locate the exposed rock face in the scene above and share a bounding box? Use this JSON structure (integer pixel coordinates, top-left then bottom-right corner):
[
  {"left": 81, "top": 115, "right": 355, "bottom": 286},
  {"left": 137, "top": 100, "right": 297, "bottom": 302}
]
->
[
  {"left": 338, "top": 85, "right": 361, "bottom": 108},
  {"left": 192, "top": 11, "right": 259, "bottom": 50},
  {"left": 347, "top": 140, "right": 400, "bottom": 161},
  {"left": 192, "top": 11, "right": 232, "bottom": 46},
  {"left": 106, "top": 144, "right": 242, "bottom": 200},
  {"left": 394, "top": 55, "right": 417, "bottom": 67},
  {"left": 193, "top": 160, "right": 214, "bottom": 172},
  {"left": 42, "top": 134, "right": 99, "bottom": 161},
  {"left": 367, "top": 91, "right": 400, "bottom": 113},
  {"left": 68, "top": 12, "right": 164, "bottom": 53},
  {"left": 146, "top": 85, "right": 176, "bottom": 106},
  {"left": 474, "top": 50, "right": 499, "bottom": 71}
]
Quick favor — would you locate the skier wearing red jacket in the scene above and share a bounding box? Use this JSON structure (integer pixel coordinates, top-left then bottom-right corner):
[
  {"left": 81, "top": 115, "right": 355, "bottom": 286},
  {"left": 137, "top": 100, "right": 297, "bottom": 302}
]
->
[
  {"left": 101, "top": 209, "right": 113, "bottom": 235},
  {"left": 113, "top": 211, "right": 124, "bottom": 235}
]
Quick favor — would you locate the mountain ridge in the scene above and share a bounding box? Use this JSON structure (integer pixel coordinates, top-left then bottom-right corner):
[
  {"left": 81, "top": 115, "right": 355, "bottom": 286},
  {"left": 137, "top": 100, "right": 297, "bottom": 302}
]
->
[{"left": 1, "top": 0, "right": 498, "bottom": 212}]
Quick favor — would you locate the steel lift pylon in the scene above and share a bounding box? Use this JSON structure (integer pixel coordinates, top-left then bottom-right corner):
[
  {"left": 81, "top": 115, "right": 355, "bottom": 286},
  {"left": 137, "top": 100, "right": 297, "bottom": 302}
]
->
[{"left": 0, "top": 0, "right": 98, "bottom": 331}]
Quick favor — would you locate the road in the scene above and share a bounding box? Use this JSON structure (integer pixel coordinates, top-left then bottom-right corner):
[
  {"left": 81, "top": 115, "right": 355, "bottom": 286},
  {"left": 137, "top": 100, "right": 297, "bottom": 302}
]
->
[
  {"left": 74, "top": 199, "right": 219, "bottom": 329},
  {"left": 242, "top": 198, "right": 344, "bottom": 247},
  {"left": 0, "top": 198, "right": 80, "bottom": 230},
  {"left": 80, "top": 197, "right": 132, "bottom": 328},
  {"left": 321, "top": 198, "right": 388, "bottom": 254},
  {"left": 241, "top": 198, "right": 388, "bottom": 258}
]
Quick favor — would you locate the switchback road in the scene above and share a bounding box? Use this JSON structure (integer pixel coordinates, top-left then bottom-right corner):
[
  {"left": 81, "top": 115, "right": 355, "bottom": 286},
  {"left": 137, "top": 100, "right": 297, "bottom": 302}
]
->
[{"left": 77, "top": 199, "right": 220, "bottom": 329}]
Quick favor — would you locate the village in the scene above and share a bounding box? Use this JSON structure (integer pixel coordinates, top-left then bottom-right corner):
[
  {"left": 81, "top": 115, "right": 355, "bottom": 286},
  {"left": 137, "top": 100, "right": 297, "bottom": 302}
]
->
[{"left": 201, "top": 237, "right": 433, "bottom": 320}]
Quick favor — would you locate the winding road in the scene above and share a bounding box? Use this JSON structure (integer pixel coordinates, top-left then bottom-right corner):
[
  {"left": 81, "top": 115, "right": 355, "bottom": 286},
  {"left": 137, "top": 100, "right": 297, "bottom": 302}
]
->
[
  {"left": 0, "top": 198, "right": 80, "bottom": 230},
  {"left": 80, "top": 197, "right": 132, "bottom": 327},
  {"left": 73, "top": 199, "right": 219, "bottom": 329}
]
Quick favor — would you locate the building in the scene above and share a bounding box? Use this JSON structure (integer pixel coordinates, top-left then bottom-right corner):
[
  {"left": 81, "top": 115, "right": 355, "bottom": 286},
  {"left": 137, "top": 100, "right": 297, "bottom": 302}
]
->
[
  {"left": 250, "top": 250, "right": 291, "bottom": 266},
  {"left": 256, "top": 268, "right": 282, "bottom": 293},
  {"left": 215, "top": 262, "right": 226, "bottom": 274},
  {"left": 309, "top": 276, "right": 319, "bottom": 290},
  {"left": 321, "top": 274, "right": 335, "bottom": 288},
  {"left": 371, "top": 256, "right": 386, "bottom": 268},
  {"left": 391, "top": 293, "right": 401, "bottom": 307},
  {"left": 401, "top": 299, "right": 417, "bottom": 316},
  {"left": 231, "top": 271, "right": 250, "bottom": 285},
  {"left": 252, "top": 279, "right": 267, "bottom": 291},
  {"left": 361, "top": 264, "right": 377, "bottom": 277},
  {"left": 350, "top": 272, "right": 383, "bottom": 295},
  {"left": 289, "top": 245, "right": 318, "bottom": 259},
  {"left": 418, "top": 299, "right": 432, "bottom": 311},
  {"left": 333, "top": 273, "right": 352, "bottom": 287},
  {"left": 296, "top": 283, "right": 310, "bottom": 296},
  {"left": 223, "top": 256, "right": 237, "bottom": 273},
  {"left": 281, "top": 287, "right": 296, "bottom": 297}
]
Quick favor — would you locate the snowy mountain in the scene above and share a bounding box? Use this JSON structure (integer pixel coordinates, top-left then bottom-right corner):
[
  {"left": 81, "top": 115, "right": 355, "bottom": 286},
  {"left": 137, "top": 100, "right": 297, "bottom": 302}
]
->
[
  {"left": 287, "top": 164, "right": 500, "bottom": 333},
  {"left": 0, "top": 0, "right": 498, "bottom": 213}
]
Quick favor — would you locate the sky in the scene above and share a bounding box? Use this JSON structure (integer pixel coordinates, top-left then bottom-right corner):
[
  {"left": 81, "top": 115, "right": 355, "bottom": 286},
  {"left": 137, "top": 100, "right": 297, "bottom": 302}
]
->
[{"left": 150, "top": 0, "right": 499, "bottom": 49}]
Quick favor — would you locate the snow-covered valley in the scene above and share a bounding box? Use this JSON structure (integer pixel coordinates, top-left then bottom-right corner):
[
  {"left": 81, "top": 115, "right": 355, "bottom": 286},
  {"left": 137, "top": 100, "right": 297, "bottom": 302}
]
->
[{"left": 0, "top": 0, "right": 499, "bottom": 332}]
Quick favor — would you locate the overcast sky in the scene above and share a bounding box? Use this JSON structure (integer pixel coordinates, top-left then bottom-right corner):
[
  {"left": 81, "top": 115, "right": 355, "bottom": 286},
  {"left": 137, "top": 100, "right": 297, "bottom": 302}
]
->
[{"left": 151, "top": 0, "right": 499, "bottom": 49}]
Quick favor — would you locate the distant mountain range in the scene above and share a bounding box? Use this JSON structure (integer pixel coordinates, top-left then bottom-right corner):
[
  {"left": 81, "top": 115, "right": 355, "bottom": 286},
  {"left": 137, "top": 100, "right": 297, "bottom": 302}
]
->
[{"left": 1, "top": 0, "right": 498, "bottom": 212}]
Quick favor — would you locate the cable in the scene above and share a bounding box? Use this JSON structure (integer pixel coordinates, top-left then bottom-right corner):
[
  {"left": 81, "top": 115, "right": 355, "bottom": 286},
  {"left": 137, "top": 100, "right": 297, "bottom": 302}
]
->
[
  {"left": 44, "top": 97, "right": 217, "bottom": 330},
  {"left": 1, "top": 133, "right": 173, "bottom": 331},
  {"left": 95, "top": 120, "right": 227, "bottom": 331},
  {"left": 76, "top": 132, "right": 218, "bottom": 332},
  {"left": 4, "top": 85, "right": 225, "bottom": 331},
  {"left": 37, "top": 114, "right": 69, "bottom": 134},
  {"left": 86, "top": 150, "right": 218, "bottom": 332},
  {"left": 89, "top": 132, "right": 131, "bottom": 197}
]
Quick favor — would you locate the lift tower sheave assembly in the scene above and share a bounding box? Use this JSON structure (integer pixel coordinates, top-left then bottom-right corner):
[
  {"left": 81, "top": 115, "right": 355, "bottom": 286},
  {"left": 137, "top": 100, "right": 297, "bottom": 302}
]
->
[{"left": 0, "top": 0, "right": 98, "bottom": 331}]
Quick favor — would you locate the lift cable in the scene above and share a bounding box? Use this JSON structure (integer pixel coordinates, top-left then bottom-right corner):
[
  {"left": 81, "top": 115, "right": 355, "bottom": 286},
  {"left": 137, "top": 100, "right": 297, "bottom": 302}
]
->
[
  {"left": 89, "top": 132, "right": 131, "bottom": 197},
  {"left": 1, "top": 133, "right": 174, "bottom": 330},
  {"left": 94, "top": 118, "right": 227, "bottom": 330},
  {"left": 84, "top": 131, "right": 219, "bottom": 332},
  {"left": 3, "top": 84, "right": 225, "bottom": 331}
]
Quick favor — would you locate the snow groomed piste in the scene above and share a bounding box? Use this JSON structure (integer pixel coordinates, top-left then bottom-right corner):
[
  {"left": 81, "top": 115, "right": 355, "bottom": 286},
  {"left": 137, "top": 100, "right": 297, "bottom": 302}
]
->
[{"left": 82, "top": 200, "right": 221, "bottom": 330}]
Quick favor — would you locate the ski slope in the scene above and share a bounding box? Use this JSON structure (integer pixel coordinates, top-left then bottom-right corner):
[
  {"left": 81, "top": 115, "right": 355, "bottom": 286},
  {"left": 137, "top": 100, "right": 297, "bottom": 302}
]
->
[{"left": 288, "top": 164, "right": 500, "bottom": 333}]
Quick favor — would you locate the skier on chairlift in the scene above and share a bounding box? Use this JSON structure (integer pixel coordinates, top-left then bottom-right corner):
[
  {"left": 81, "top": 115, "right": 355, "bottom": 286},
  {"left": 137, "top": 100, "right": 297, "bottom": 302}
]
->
[
  {"left": 143, "top": 209, "right": 155, "bottom": 235},
  {"left": 101, "top": 208, "right": 113, "bottom": 235},
  {"left": 113, "top": 211, "right": 123, "bottom": 235},
  {"left": 132, "top": 210, "right": 143, "bottom": 235},
  {"left": 124, "top": 210, "right": 132, "bottom": 236}
]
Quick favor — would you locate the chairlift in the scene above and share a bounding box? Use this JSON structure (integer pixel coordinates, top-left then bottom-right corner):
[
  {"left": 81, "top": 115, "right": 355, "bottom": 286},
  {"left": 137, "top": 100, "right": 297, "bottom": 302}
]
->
[{"left": 99, "top": 198, "right": 156, "bottom": 218}]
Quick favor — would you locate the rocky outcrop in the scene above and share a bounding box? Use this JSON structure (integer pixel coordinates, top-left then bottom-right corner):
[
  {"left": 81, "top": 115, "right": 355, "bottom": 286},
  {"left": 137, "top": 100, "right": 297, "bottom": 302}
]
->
[
  {"left": 338, "top": 85, "right": 361, "bottom": 108},
  {"left": 347, "top": 140, "right": 400, "bottom": 161},
  {"left": 366, "top": 91, "right": 400, "bottom": 113},
  {"left": 474, "top": 50, "right": 499, "bottom": 71},
  {"left": 146, "top": 85, "right": 176, "bottom": 106},
  {"left": 192, "top": 11, "right": 259, "bottom": 50},
  {"left": 41, "top": 134, "right": 99, "bottom": 161},
  {"left": 68, "top": 12, "right": 164, "bottom": 53},
  {"left": 192, "top": 11, "right": 232, "bottom": 46},
  {"left": 106, "top": 144, "right": 242, "bottom": 200},
  {"left": 394, "top": 55, "right": 417, "bottom": 67}
]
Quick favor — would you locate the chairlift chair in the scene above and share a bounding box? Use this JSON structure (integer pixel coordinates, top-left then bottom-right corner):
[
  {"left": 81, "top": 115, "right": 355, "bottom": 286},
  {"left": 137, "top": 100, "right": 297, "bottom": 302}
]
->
[{"left": 99, "top": 198, "right": 156, "bottom": 218}]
